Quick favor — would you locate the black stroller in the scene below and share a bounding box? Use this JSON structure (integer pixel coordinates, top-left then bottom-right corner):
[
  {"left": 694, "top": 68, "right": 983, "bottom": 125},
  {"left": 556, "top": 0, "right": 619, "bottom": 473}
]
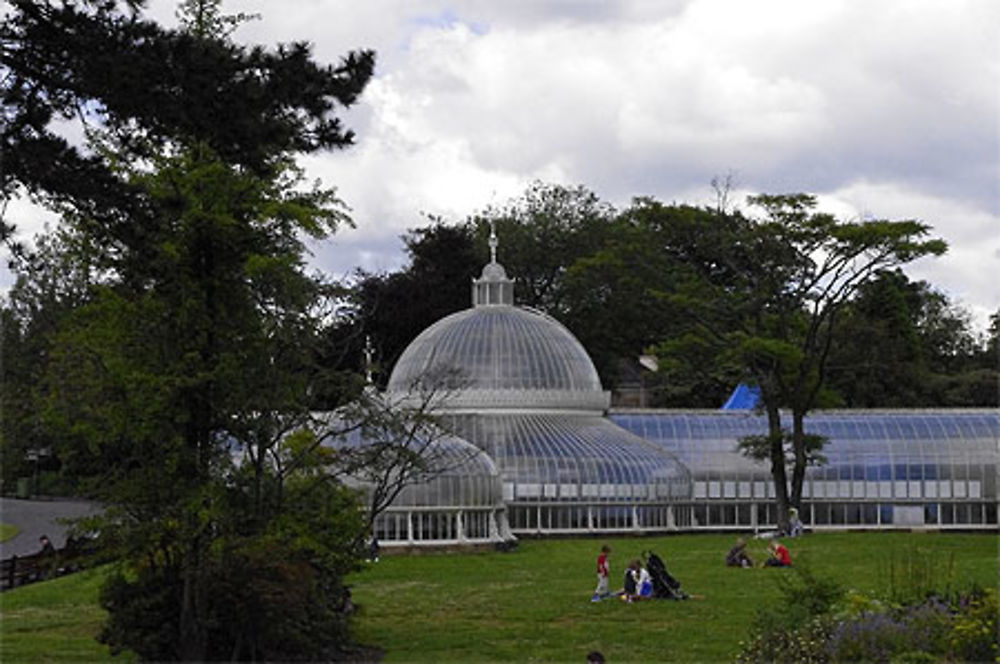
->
[{"left": 644, "top": 550, "right": 689, "bottom": 600}]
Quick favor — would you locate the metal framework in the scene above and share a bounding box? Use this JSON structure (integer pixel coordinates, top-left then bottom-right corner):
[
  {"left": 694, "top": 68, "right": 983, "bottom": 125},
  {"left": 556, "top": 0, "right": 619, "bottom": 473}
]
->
[
  {"left": 610, "top": 410, "right": 999, "bottom": 532},
  {"left": 355, "top": 250, "right": 999, "bottom": 544}
]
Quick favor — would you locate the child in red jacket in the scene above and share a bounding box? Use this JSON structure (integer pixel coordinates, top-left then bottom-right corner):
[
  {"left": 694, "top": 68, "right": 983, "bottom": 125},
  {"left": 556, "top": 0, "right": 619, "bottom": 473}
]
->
[{"left": 591, "top": 545, "right": 611, "bottom": 600}]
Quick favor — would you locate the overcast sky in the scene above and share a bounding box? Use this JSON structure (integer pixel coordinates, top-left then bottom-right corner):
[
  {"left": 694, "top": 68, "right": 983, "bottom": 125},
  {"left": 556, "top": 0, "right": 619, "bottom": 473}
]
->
[{"left": 5, "top": 0, "right": 998, "bottom": 329}]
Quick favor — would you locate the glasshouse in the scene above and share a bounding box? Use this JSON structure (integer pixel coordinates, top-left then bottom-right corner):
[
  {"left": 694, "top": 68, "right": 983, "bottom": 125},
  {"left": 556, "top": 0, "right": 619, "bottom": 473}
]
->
[
  {"left": 346, "top": 234, "right": 999, "bottom": 546},
  {"left": 611, "top": 409, "right": 998, "bottom": 531},
  {"left": 327, "top": 422, "right": 516, "bottom": 547}
]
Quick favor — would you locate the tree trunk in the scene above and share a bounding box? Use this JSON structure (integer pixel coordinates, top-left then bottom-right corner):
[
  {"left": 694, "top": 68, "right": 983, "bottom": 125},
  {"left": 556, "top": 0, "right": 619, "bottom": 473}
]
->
[
  {"left": 790, "top": 409, "right": 808, "bottom": 509},
  {"left": 178, "top": 529, "right": 207, "bottom": 662},
  {"left": 765, "top": 404, "right": 791, "bottom": 533}
]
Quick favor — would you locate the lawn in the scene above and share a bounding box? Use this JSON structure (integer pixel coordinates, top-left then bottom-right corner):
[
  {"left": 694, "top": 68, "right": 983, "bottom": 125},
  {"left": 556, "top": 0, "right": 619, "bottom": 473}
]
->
[
  {"left": 347, "top": 532, "right": 998, "bottom": 662},
  {"left": 0, "top": 532, "right": 995, "bottom": 662},
  {"left": 0, "top": 523, "right": 18, "bottom": 543},
  {"left": 0, "top": 568, "right": 131, "bottom": 663}
]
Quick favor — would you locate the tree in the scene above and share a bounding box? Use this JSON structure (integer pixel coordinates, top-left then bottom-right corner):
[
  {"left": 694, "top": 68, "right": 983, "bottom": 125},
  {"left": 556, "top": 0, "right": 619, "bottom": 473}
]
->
[
  {"left": 320, "top": 376, "right": 479, "bottom": 541},
  {"left": 566, "top": 198, "right": 742, "bottom": 405},
  {"left": 468, "top": 181, "right": 618, "bottom": 314},
  {"left": 654, "top": 194, "right": 946, "bottom": 530},
  {"left": 1, "top": 0, "right": 373, "bottom": 248},
  {"left": 0, "top": 228, "right": 100, "bottom": 489},
  {"left": 825, "top": 270, "right": 997, "bottom": 407},
  {"left": 330, "top": 220, "right": 480, "bottom": 388},
  {"left": 2, "top": 1, "right": 376, "bottom": 659},
  {"left": 330, "top": 183, "right": 647, "bottom": 390}
]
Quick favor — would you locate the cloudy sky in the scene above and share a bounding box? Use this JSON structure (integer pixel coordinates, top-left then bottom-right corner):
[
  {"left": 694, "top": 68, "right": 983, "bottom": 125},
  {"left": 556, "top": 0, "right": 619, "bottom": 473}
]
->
[{"left": 5, "top": 0, "right": 999, "bottom": 329}]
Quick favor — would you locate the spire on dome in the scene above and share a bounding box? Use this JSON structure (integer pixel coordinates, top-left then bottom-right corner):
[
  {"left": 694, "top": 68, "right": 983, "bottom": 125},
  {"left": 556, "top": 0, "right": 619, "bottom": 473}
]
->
[
  {"left": 363, "top": 335, "right": 375, "bottom": 386},
  {"left": 472, "top": 222, "right": 515, "bottom": 306}
]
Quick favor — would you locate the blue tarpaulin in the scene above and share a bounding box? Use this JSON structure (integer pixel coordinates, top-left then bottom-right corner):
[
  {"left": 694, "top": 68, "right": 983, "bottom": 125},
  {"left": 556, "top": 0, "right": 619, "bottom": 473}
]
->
[{"left": 721, "top": 383, "right": 761, "bottom": 410}]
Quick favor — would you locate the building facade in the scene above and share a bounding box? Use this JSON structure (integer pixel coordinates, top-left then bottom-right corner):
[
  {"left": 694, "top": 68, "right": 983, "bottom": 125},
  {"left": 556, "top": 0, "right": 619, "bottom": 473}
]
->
[{"left": 354, "top": 238, "right": 998, "bottom": 545}]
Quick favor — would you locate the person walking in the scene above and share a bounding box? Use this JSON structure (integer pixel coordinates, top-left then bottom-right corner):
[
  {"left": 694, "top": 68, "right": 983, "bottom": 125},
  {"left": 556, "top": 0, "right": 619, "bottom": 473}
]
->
[{"left": 591, "top": 545, "right": 611, "bottom": 601}]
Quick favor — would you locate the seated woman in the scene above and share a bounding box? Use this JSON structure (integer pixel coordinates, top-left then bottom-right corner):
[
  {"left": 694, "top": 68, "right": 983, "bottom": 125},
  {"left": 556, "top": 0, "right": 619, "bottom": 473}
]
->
[
  {"left": 635, "top": 561, "right": 653, "bottom": 599},
  {"left": 620, "top": 561, "right": 638, "bottom": 601},
  {"left": 725, "top": 537, "right": 753, "bottom": 567},
  {"left": 764, "top": 540, "right": 792, "bottom": 567},
  {"left": 787, "top": 508, "right": 804, "bottom": 537}
]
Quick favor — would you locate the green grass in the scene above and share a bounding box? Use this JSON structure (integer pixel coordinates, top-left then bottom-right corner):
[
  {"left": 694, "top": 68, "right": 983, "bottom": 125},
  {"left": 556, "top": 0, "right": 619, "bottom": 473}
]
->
[
  {"left": 347, "top": 532, "right": 999, "bottom": 662},
  {"left": 0, "top": 523, "right": 19, "bottom": 543},
  {"left": 0, "top": 567, "right": 132, "bottom": 663},
  {"left": 0, "top": 533, "right": 995, "bottom": 663}
]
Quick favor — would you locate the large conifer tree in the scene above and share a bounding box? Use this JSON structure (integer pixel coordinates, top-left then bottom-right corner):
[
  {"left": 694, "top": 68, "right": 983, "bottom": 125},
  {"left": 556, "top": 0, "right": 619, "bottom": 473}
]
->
[{"left": 2, "top": 2, "right": 375, "bottom": 659}]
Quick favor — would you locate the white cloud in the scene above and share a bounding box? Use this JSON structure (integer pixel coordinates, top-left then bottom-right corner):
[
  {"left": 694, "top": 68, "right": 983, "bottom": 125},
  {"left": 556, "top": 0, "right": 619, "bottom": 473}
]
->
[
  {"left": 825, "top": 181, "right": 1000, "bottom": 330},
  {"left": 5, "top": 0, "right": 998, "bottom": 330}
]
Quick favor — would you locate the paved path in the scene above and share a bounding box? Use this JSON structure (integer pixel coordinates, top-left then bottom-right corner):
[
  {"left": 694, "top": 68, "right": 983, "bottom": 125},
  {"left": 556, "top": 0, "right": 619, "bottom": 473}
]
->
[{"left": 0, "top": 498, "right": 100, "bottom": 558}]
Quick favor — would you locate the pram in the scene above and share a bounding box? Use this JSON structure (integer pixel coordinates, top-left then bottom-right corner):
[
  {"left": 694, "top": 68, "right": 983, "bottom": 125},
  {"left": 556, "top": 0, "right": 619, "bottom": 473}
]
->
[{"left": 644, "top": 550, "right": 689, "bottom": 600}]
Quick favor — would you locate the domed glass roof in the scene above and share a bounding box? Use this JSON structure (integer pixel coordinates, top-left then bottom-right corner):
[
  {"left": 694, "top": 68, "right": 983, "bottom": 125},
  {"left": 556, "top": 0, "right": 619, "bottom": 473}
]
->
[
  {"left": 388, "top": 306, "right": 608, "bottom": 410},
  {"left": 324, "top": 424, "right": 503, "bottom": 508},
  {"left": 445, "top": 413, "right": 692, "bottom": 500}
]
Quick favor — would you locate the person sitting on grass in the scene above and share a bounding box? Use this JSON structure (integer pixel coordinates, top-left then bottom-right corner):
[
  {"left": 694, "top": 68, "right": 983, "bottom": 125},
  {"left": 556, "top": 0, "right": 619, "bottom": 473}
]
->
[
  {"left": 635, "top": 560, "right": 653, "bottom": 599},
  {"left": 725, "top": 537, "right": 754, "bottom": 567},
  {"left": 764, "top": 539, "right": 792, "bottom": 567},
  {"left": 787, "top": 507, "right": 804, "bottom": 537},
  {"left": 620, "top": 559, "right": 639, "bottom": 601}
]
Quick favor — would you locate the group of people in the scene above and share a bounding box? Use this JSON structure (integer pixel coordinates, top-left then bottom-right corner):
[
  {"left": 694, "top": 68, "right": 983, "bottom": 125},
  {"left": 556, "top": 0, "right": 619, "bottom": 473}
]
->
[
  {"left": 591, "top": 532, "right": 792, "bottom": 604},
  {"left": 725, "top": 537, "right": 792, "bottom": 568},
  {"left": 591, "top": 545, "right": 658, "bottom": 602}
]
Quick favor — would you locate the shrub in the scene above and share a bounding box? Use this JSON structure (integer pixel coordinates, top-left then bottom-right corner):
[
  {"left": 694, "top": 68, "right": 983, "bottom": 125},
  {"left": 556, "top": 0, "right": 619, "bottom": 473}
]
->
[
  {"left": 945, "top": 587, "right": 998, "bottom": 663},
  {"left": 773, "top": 563, "right": 844, "bottom": 624},
  {"left": 99, "top": 538, "right": 357, "bottom": 661},
  {"left": 878, "top": 545, "right": 954, "bottom": 606},
  {"left": 736, "top": 615, "right": 834, "bottom": 664},
  {"left": 736, "top": 562, "right": 844, "bottom": 663},
  {"left": 737, "top": 561, "right": 1000, "bottom": 664},
  {"left": 97, "top": 475, "right": 366, "bottom": 661},
  {"left": 825, "top": 600, "right": 951, "bottom": 663}
]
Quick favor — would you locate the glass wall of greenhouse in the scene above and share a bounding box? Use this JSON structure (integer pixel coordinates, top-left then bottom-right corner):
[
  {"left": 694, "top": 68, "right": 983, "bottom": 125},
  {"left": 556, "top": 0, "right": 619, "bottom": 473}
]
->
[
  {"left": 323, "top": 425, "right": 515, "bottom": 547},
  {"left": 445, "top": 412, "right": 693, "bottom": 535},
  {"left": 610, "top": 410, "right": 999, "bottom": 530}
]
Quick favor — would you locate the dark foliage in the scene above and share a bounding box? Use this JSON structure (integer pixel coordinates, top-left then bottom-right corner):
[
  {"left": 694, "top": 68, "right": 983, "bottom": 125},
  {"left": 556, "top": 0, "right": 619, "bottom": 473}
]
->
[
  {"left": 1, "top": 0, "right": 374, "bottom": 248},
  {"left": 1, "top": 2, "right": 377, "bottom": 661},
  {"left": 329, "top": 221, "right": 481, "bottom": 388}
]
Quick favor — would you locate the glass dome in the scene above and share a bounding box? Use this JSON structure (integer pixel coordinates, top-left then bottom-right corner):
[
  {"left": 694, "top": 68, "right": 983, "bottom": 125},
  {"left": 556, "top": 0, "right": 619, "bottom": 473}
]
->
[
  {"left": 387, "top": 306, "right": 609, "bottom": 411},
  {"left": 380, "top": 248, "right": 692, "bottom": 535},
  {"left": 446, "top": 413, "right": 692, "bottom": 500},
  {"left": 324, "top": 422, "right": 515, "bottom": 545},
  {"left": 324, "top": 425, "right": 503, "bottom": 508}
]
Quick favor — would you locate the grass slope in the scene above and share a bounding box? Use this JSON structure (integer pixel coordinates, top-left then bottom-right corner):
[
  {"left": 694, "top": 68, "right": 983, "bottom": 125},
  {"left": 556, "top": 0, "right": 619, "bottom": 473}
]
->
[
  {"left": 0, "top": 568, "right": 131, "bottom": 663},
  {"left": 347, "top": 532, "right": 999, "bottom": 662},
  {"left": 0, "top": 523, "right": 19, "bottom": 543},
  {"left": 0, "top": 533, "right": 995, "bottom": 662}
]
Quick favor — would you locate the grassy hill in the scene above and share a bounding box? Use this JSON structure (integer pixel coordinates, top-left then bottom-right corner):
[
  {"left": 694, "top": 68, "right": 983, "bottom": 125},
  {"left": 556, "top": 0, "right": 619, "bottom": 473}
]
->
[{"left": 1, "top": 532, "right": 996, "bottom": 662}]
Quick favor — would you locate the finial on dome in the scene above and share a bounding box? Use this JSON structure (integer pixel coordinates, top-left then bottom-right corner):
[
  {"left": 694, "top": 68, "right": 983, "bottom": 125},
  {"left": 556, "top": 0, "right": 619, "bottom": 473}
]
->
[
  {"left": 364, "top": 335, "right": 375, "bottom": 386},
  {"left": 489, "top": 220, "right": 498, "bottom": 264},
  {"left": 472, "top": 221, "right": 515, "bottom": 306}
]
